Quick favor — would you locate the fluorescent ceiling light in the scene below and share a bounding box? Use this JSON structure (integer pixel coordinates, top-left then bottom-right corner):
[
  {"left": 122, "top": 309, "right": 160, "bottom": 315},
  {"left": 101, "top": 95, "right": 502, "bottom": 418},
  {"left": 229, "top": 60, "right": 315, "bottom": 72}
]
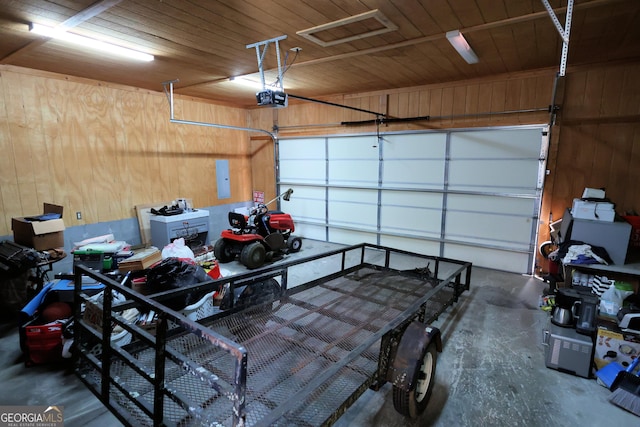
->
[
  {"left": 29, "top": 23, "right": 154, "bottom": 62},
  {"left": 446, "top": 30, "right": 478, "bottom": 64},
  {"left": 229, "top": 76, "right": 263, "bottom": 89},
  {"left": 229, "top": 76, "right": 286, "bottom": 90}
]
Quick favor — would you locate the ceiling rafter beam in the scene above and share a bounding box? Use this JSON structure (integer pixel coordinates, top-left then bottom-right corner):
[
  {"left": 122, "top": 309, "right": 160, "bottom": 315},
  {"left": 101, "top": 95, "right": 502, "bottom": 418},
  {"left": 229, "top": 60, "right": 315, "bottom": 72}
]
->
[{"left": 57, "top": 0, "right": 124, "bottom": 30}]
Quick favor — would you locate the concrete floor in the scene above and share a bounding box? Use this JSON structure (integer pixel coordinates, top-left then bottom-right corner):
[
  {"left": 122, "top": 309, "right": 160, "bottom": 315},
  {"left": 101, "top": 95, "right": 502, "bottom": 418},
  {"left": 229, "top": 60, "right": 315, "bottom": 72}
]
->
[{"left": 0, "top": 239, "right": 638, "bottom": 426}]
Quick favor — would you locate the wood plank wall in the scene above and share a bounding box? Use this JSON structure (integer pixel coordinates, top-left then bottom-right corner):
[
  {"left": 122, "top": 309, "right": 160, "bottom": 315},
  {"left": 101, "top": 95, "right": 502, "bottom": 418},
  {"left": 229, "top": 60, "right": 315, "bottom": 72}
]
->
[
  {"left": 0, "top": 65, "right": 252, "bottom": 236},
  {"left": 549, "top": 61, "right": 640, "bottom": 221},
  {"left": 249, "top": 68, "right": 555, "bottom": 133},
  {"left": 3, "top": 60, "right": 638, "bottom": 274},
  {"left": 249, "top": 60, "right": 640, "bottom": 273}
]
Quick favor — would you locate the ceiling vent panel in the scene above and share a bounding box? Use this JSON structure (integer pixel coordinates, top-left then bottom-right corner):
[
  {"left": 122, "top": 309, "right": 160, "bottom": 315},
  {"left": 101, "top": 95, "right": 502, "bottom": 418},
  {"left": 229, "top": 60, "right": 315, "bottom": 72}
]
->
[{"left": 297, "top": 9, "right": 398, "bottom": 47}]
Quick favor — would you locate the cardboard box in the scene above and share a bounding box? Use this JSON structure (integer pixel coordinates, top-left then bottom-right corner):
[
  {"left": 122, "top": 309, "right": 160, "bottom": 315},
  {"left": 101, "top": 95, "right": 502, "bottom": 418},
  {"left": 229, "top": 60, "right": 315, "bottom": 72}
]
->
[
  {"left": 594, "top": 322, "right": 640, "bottom": 370},
  {"left": 12, "top": 203, "right": 65, "bottom": 250},
  {"left": 117, "top": 247, "right": 161, "bottom": 272},
  {"left": 571, "top": 199, "right": 615, "bottom": 222}
]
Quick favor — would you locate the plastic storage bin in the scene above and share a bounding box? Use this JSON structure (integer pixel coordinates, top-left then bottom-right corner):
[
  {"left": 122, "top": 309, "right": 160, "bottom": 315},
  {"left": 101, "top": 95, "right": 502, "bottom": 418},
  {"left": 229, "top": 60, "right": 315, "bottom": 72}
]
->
[
  {"left": 624, "top": 215, "right": 640, "bottom": 248},
  {"left": 24, "top": 321, "right": 63, "bottom": 366},
  {"left": 180, "top": 291, "right": 219, "bottom": 321}
]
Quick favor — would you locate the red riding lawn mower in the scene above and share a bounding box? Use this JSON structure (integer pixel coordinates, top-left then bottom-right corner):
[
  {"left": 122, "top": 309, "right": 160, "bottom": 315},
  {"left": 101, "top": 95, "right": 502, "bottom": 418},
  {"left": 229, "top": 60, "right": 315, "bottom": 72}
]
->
[{"left": 213, "top": 188, "right": 302, "bottom": 269}]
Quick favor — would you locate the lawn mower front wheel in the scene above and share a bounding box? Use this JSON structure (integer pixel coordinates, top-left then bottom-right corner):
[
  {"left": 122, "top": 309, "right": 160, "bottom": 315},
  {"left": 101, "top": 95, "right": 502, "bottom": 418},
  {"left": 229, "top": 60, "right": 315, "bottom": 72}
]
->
[
  {"left": 287, "top": 236, "right": 302, "bottom": 253},
  {"left": 240, "top": 242, "right": 266, "bottom": 269}
]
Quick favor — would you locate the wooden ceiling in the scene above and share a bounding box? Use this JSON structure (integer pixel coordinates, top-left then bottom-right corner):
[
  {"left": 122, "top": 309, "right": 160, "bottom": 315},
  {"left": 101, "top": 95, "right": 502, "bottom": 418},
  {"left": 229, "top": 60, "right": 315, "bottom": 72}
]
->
[{"left": 1, "top": 0, "right": 639, "bottom": 108}]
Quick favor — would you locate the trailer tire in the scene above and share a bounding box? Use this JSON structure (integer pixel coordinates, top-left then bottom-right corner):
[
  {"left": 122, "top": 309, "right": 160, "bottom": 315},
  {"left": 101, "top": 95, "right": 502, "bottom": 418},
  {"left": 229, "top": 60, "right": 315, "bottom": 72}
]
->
[
  {"left": 214, "top": 239, "right": 235, "bottom": 263},
  {"left": 392, "top": 340, "right": 437, "bottom": 418},
  {"left": 240, "top": 242, "right": 266, "bottom": 269}
]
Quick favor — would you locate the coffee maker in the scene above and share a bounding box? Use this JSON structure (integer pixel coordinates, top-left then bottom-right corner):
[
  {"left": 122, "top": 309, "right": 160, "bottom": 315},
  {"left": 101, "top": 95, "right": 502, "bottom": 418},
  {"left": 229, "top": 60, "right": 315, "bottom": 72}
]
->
[{"left": 552, "top": 287, "right": 598, "bottom": 335}]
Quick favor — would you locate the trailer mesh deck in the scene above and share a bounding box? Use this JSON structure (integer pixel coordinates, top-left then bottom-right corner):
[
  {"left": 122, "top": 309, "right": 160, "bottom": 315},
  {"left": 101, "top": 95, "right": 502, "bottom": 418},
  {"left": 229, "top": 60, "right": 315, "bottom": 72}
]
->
[{"left": 74, "top": 244, "right": 470, "bottom": 426}]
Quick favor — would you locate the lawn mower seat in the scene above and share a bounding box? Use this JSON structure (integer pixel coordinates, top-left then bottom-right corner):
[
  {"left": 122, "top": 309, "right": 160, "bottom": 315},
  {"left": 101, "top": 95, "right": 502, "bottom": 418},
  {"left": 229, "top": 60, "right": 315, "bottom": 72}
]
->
[
  {"left": 229, "top": 212, "right": 247, "bottom": 230},
  {"left": 257, "top": 214, "right": 271, "bottom": 236}
]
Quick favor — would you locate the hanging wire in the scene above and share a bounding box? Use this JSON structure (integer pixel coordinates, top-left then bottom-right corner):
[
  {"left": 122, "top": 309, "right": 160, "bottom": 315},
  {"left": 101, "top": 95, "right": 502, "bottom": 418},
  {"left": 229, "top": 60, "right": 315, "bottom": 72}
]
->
[{"left": 273, "top": 48, "right": 299, "bottom": 89}]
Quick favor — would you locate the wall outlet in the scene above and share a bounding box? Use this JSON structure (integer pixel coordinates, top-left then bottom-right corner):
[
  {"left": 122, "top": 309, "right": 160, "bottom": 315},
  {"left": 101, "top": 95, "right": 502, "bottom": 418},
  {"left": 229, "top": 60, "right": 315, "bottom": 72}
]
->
[{"left": 76, "top": 211, "right": 82, "bottom": 220}]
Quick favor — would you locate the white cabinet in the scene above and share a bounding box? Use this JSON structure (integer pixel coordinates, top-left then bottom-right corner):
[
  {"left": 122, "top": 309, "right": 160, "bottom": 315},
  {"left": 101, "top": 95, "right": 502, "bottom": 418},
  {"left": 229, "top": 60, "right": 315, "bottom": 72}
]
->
[
  {"left": 150, "top": 210, "right": 210, "bottom": 249},
  {"left": 560, "top": 209, "right": 632, "bottom": 265}
]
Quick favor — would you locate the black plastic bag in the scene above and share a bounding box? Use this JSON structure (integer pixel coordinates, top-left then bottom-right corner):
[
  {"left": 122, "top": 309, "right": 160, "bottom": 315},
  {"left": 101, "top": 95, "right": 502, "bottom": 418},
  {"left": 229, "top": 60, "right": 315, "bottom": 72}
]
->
[
  {"left": 219, "top": 278, "right": 281, "bottom": 311},
  {"left": 145, "top": 257, "right": 210, "bottom": 311}
]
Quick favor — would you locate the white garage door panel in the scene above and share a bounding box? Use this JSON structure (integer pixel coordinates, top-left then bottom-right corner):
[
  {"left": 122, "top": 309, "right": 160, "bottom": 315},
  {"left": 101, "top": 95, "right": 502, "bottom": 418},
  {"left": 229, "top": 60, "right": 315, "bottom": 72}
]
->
[
  {"left": 381, "top": 190, "right": 443, "bottom": 208},
  {"left": 329, "top": 187, "right": 378, "bottom": 203},
  {"left": 329, "top": 229, "right": 377, "bottom": 246},
  {"left": 279, "top": 138, "right": 326, "bottom": 159},
  {"left": 383, "top": 133, "right": 446, "bottom": 188},
  {"left": 384, "top": 133, "right": 447, "bottom": 157},
  {"left": 328, "top": 187, "right": 378, "bottom": 227},
  {"left": 448, "top": 160, "right": 539, "bottom": 192},
  {"left": 295, "top": 223, "right": 326, "bottom": 241},
  {"left": 380, "top": 235, "right": 440, "bottom": 255},
  {"left": 445, "top": 211, "right": 532, "bottom": 246},
  {"left": 329, "top": 136, "right": 378, "bottom": 159},
  {"left": 380, "top": 206, "right": 441, "bottom": 238},
  {"left": 328, "top": 136, "right": 378, "bottom": 185},
  {"left": 329, "top": 201, "right": 378, "bottom": 228},
  {"left": 444, "top": 244, "right": 530, "bottom": 273},
  {"left": 279, "top": 159, "right": 326, "bottom": 183},
  {"left": 450, "top": 130, "right": 541, "bottom": 158},
  {"left": 278, "top": 126, "right": 546, "bottom": 274},
  {"left": 380, "top": 190, "right": 442, "bottom": 237},
  {"left": 446, "top": 194, "right": 535, "bottom": 215},
  {"left": 283, "top": 186, "right": 326, "bottom": 223},
  {"left": 383, "top": 160, "right": 445, "bottom": 188},
  {"left": 329, "top": 160, "right": 378, "bottom": 184}
]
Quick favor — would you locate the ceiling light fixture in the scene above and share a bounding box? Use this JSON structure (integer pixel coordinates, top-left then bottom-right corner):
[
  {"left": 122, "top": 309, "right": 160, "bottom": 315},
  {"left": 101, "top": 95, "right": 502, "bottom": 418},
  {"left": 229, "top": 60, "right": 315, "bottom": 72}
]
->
[
  {"left": 445, "top": 30, "right": 478, "bottom": 64},
  {"left": 229, "top": 76, "right": 263, "bottom": 89},
  {"left": 29, "top": 23, "right": 154, "bottom": 62},
  {"left": 229, "top": 76, "right": 286, "bottom": 90}
]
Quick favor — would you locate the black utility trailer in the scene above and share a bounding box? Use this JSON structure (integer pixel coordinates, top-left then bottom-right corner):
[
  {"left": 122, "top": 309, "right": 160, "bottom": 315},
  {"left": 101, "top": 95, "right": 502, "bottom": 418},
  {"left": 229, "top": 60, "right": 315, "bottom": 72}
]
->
[{"left": 73, "top": 243, "right": 471, "bottom": 426}]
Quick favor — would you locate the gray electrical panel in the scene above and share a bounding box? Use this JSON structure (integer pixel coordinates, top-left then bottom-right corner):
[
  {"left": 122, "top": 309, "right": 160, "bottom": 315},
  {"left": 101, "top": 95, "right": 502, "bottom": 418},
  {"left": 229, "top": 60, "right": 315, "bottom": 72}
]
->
[{"left": 216, "top": 160, "right": 230, "bottom": 199}]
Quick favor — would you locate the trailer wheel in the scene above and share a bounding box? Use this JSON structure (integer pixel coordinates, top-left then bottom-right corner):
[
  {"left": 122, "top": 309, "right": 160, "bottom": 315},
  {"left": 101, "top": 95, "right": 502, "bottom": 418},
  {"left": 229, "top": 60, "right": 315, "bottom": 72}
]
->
[
  {"left": 240, "top": 242, "right": 266, "bottom": 269},
  {"left": 214, "top": 239, "right": 234, "bottom": 263},
  {"left": 392, "top": 340, "right": 437, "bottom": 418}
]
